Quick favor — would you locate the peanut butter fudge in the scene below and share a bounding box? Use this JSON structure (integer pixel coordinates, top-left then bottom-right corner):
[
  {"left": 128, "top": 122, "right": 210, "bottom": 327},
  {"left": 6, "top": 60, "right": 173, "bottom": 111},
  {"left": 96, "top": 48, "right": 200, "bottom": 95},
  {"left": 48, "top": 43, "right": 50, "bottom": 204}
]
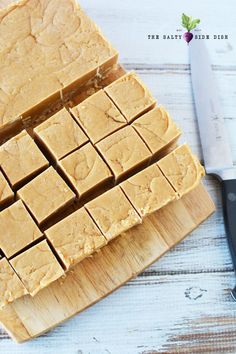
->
[
  {"left": 45, "top": 207, "right": 107, "bottom": 269},
  {"left": 0, "top": 170, "right": 14, "bottom": 207},
  {"left": 71, "top": 90, "right": 127, "bottom": 144},
  {"left": 0, "top": 258, "right": 28, "bottom": 309},
  {"left": 10, "top": 240, "right": 64, "bottom": 296},
  {"left": 86, "top": 186, "right": 141, "bottom": 241},
  {"left": 59, "top": 143, "right": 113, "bottom": 198},
  {"left": 157, "top": 144, "right": 205, "bottom": 197},
  {"left": 96, "top": 126, "right": 151, "bottom": 181},
  {"left": 105, "top": 72, "right": 156, "bottom": 122},
  {"left": 0, "top": 200, "right": 43, "bottom": 258},
  {"left": 132, "top": 106, "right": 181, "bottom": 157},
  {"left": 121, "top": 164, "right": 177, "bottom": 218},
  {"left": 0, "top": 130, "right": 49, "bottom": 188},
  {"left": 17, "top": 167, "right": 76, "bottom": 224},
  {"left": 34, "top": 108, "right": 88, "bottom": 161},
  {"left": 0, "top": 0, "right": 118, "bottom": 134}
]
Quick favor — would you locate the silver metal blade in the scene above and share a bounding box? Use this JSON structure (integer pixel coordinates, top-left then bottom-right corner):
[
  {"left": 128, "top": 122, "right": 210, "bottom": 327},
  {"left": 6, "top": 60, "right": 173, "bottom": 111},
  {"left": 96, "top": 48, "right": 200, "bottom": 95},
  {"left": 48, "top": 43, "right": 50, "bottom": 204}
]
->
[{"left": 189, "top": 39, "right": 236, "bottom": 180}]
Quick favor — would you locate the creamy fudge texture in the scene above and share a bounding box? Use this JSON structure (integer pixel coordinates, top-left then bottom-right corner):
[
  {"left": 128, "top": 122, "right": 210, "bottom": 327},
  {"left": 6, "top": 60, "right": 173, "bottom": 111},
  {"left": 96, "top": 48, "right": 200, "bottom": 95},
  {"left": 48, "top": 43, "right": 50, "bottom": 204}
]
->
[
  {"left": 34, "top": 108, "right": 88, "bottom": 160},
  {"left": 105, "top": 72, "right": 156, "bottom": 122},
  {"left": 71, "top": 89, "right": 127, "bottom": 143},
  {"left": 0, "top": 0, "right": 118, "bottom": 132},
  {"left": 132, "top": 106, "right": 181, "bottom": 156},
  {"left": 86, "top": 186, "right": 141, "bottom": 241},
  {"left": 157, "top": 144, "right": 205, "bottom": 197},
  {"left": 59, "top": 143, "right": 113, "bottom": 197},
  {"left": 10, "top": 240, "right": 64, "bottom": 296},
  {"left": 0, "top": 130, "right": 49, "bottom": 188},
  {"left": 121, "top": 164, "right": 177, "bottom": 217},
  {"left": 45, "top": 207, "right": 107, "bottom": 269},
  {"left": 96, "top": 126, "right": 151, "bottom": 181},
  {"left": 17, "top": 167, "right": 75, "bottom": 224},
  {"left": 0, "top": 258, "right": 28, "bottom": 309},
  {"left": 0, "top": 170, "right": 14, "bottom": 207},
  {"left": 0, "top": 200, "right": 43, "bottom": 258}
]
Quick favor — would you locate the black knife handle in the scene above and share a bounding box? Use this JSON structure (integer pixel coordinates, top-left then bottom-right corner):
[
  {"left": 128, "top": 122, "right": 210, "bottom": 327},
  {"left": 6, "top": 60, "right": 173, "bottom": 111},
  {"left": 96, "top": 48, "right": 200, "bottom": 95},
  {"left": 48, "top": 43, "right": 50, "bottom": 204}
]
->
[{"left": 222, "top": 179, "right": 236, "bottom": 271}]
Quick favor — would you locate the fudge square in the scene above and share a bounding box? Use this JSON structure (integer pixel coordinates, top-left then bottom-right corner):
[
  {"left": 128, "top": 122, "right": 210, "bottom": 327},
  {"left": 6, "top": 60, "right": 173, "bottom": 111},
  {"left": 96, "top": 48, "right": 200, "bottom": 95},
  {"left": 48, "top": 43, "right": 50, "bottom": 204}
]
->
[
  {"left": 0, "top": 200, "right": 43, "bottom": 258},
  {"left": 45, "top": 207, "right": 107, "bottom": 269},
  {"left": 157, "top": 144, "right": 205, "bottom": 197},
  {"left": 85, "top": 186, "right": 141, "bottom": 241},
  {"left": 0, "top": 258, "right": 28, "bottom": 309},
  {"left": 121, "top": 164, "right": 177, "bottom": 218},
  {"left": 104, "top": 72, "right": 156, "bottom": 122},
  {"left": 17, "top": 167, "right": 76, "bottom": 224},
  {"left": 0, "top": 0, "right": 118, "bottom": 132},
  {"left": 71, "top": 89, "right": 127, "bottom": 144},
  {"left": 34, "top": 108, "right": 88, "bottom": 161},
  {"left": 0, "top": 130, "right": 49, "bottom": 189},
  {"left": 96, "top": 125, "right": 151, "bottom": 182},
  {"left": 132, "top": 106, "right": 181, "bottom": 157},
  {"left": 0, "top": 170, "right": 14, "bottom": 208},
  {"left": 10, "top": 240, "right": 64, "bottom": 296},
  {"left": 59, "top": 142, "right": 113, "bottom": 198}
]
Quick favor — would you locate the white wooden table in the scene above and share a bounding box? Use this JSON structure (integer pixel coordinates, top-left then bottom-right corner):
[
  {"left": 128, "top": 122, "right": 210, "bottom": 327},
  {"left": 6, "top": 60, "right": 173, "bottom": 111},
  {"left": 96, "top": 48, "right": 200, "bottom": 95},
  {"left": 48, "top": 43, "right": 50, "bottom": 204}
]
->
[{"left": 1, "top": 0, "right": 236, "bottom": 353}]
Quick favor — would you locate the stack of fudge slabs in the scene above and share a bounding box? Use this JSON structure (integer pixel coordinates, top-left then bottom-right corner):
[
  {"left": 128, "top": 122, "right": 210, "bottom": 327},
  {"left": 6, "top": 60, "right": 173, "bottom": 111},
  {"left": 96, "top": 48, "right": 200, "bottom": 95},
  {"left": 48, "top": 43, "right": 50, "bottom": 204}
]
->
[
  {"left": 0, "top": 71, "right": 205, "bottom": 309},
  {"left": 0, "top": 0, "right": 118, "bottom": 137}
]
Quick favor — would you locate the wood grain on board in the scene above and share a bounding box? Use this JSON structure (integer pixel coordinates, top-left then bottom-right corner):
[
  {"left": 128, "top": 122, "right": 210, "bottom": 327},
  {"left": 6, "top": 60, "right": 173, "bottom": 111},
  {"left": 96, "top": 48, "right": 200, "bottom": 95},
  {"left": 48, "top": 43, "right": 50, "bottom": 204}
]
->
[{"left": 0, "top": 183, "right": 214, "bottom": 342}]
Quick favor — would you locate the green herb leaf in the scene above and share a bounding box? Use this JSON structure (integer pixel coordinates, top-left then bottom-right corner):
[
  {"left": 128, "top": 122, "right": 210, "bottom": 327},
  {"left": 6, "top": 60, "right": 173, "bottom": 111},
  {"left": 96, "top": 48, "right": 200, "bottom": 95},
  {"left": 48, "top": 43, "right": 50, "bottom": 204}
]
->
[
  {"left": 189, "top": 18, "right": 200, "bottom": 30},
  {"left": 181, "top": 13, "right": 200, "bottom": 31}
]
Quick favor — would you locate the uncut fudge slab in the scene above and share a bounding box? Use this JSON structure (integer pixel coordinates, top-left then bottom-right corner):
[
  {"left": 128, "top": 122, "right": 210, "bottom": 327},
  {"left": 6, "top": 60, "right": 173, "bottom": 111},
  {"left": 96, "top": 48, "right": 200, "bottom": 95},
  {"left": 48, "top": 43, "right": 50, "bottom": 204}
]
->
[
  {"left": 34, "top": 108, "right": 88, "bottom": 161},
  {"left": 71, "top": 89, "right": 127, "bottom": 144},
  {"left": 0, "top": 258, "right": 28, "bottom": 309},
  {"left": 132, "top": 106, "right": 181, "bottom": 158},
  {"left": 0, "top": 130, "right": 49, "bottom": 189},
  {"left": 104, "top": 72, "right": 156, "bottom": 122},
  {"left": 59, "top": 142, "right": 113, "bottom": 198},
  {"left": 0, "top": 170, "right": 14, "bottom": 207},
  {"left": 121, "top": 164, "right": 177, "bottom": 218},
  {"left": 45, "top": 207, "right": 107, "bottom": 270},
  {"left": 0, "top": 200, "right": 43, "bottom": 258},
  {"left": 96, "top": 125, "right": 151, "bottom": 182},
  {"left": 0, "top": 0, "right": 118, "bottom": 133},
  {"left": 86, "top": 186, "right": 141, "bottom": 241},
  {"left": 10, "top": 240, "right": 64, "bottom": 296},
  {"left": 17, "top": 167, "right": 76, "bottom": 224},
  {"left": 157, "top": 144, "right": 205, "bottom": 197}
]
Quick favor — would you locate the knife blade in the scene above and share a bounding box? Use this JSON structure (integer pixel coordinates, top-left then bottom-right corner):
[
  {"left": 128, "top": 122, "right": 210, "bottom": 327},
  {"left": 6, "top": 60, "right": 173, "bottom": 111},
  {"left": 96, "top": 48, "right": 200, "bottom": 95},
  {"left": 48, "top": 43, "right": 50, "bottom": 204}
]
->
[{"left": 189, "top": 39, "right": 236, "bottom": 299}]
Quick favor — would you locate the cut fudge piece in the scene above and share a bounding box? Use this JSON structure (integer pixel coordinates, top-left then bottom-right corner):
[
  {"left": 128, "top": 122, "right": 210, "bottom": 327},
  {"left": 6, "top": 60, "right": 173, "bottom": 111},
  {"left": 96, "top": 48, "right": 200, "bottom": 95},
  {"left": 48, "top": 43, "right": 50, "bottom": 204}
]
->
[
  {"left": 45, "top": 207, "right": 107, "bottom": 269},
  {"left": 157, "top": 144, "right": 205, "bottom": 197},
  {"left": 0, "top": 0, "right": 118, "bottom": 134},
  {"left": 0, "top": 170, "right": 14, "bottom": 207},
  {"left": 34, "top": 108, "right": 88, "bottom": 161},
  {"left": 59, "top": 143, "right": 113, "bottom": 198},
  {"left": 132, "top": 106, "right": 181, "bottom": 158},
  {"left": 17, "top": 167, "right": 75, "bottom": 224},
  {"left": 0, "top": 200, "right": 43, "bottom": 258},
  {"left": 71, "top": 89, "right": 127, "bottom": 143},
  {"left": 0, "top": 258, "right": 28, "bottom": 309},
  {"left": 121, "top": 164, "right": 177, "bottom": 218},
  {"left": 105, "top": 72, "right": 156, "bottom": 122},
  {"left": 86, "top": 186, "right": 141, "bottom": 241},
  {"left": 0, "top": 130, "right": 49, "bottom": 189},
  {"left": 96, "top": 126, "right": 151, "bottom": 182},
  {"left": 10, "top": 240, "right": 64, "bottom": 296}
]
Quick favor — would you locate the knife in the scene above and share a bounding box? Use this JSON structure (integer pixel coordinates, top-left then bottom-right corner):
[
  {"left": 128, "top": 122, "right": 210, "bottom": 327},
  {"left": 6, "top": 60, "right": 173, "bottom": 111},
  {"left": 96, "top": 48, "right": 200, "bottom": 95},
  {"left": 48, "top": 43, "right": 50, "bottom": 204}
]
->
[{"left": 189, "top": 39, "right": 236, "bottom": 299}]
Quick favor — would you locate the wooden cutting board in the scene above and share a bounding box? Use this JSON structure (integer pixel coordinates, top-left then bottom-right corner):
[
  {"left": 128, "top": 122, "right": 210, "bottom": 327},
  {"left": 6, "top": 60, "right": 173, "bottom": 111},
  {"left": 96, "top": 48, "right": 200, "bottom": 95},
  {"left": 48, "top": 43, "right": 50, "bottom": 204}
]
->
[
  {"left": 0, "top": 61, "right": 215, "bottom": 342},
  {"left": 0, "top": 183, "right": 215, "bottom": 342}
]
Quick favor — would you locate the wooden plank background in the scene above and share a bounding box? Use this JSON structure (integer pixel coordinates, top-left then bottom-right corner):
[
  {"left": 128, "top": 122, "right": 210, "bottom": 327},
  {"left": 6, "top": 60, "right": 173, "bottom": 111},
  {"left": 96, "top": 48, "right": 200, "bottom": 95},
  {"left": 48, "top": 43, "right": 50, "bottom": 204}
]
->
[{"left": 0, "top": 0, "right": 236, "bottom": 352}]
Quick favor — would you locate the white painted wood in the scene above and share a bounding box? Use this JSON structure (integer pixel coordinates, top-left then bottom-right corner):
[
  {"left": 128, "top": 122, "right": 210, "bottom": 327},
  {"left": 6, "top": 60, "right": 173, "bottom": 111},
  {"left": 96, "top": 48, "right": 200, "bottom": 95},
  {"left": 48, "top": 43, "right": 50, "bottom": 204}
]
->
[{"left": 1, "top": 0, "right": 236, "bottom": 352}]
